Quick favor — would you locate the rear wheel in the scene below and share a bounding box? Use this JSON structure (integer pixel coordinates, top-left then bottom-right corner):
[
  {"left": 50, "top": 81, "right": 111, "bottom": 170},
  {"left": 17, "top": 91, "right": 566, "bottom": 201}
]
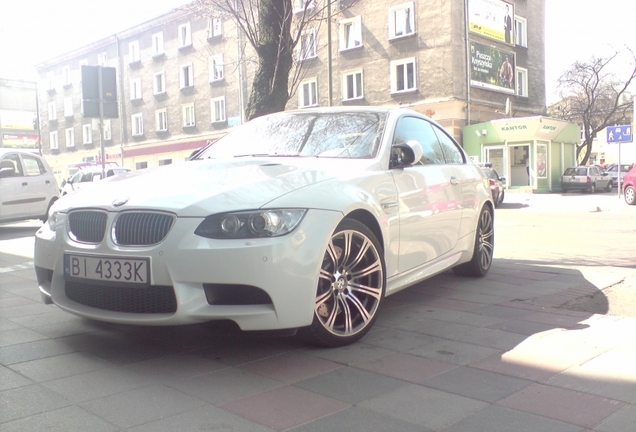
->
[
  {"left": 499, "top": 190, "right": 505, "bottom": 205},
  {"left": 453, "top": 206, "right": 494, "bottom": 277},
  {"left": 299, "top": 219, "right": 385, "bottom": 347},
  {"left": 625, "top": 186, "right": 636, "bottom": 205},
  {"left": 588, "top": 183, "right": 596, "bottom": 193},
  {"left": 605, "top": 181, "right": 613, "bottom": 192}
]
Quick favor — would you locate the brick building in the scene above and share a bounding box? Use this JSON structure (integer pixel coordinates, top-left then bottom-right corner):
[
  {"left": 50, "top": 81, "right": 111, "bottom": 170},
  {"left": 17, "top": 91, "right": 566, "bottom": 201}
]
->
[{"left": 36, "top": 0, "right": 545, "bottom": 180}]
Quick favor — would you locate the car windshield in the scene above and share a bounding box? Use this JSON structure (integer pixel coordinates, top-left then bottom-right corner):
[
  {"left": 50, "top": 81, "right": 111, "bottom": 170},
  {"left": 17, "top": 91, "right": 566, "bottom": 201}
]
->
[
  {"left": 564, "top": 167, "right": 587, "bottom": 176},
  {"left": 197, "top": 111, "right": 386, "bottom": 159}
]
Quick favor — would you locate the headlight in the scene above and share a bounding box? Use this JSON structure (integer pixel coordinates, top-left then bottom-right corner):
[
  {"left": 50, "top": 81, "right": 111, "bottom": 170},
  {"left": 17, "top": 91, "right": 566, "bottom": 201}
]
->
[
  {"left": 47, "top": 210, "right": 60, "bottom": 231},
  {"left": 195, "top": 209, "right": 307, "bottom": 239}
]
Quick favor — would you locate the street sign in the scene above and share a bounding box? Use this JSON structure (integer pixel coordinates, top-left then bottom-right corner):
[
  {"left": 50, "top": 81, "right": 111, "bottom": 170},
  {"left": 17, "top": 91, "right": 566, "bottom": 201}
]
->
[{"left": 607, "top": 125, "right": 633, "bottom": 143}]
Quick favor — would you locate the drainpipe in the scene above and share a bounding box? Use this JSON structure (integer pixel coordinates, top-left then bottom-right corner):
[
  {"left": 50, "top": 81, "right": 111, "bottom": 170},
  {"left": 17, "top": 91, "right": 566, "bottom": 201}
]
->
[
  {"left": 115, "top": 35, "right": 126, "bottom": 166},
  {"left": 464, "top": 0, "right": 471, "bottom": 126},
  {"left": 327, "top": 0, "right": 333, "bottom": 106}
]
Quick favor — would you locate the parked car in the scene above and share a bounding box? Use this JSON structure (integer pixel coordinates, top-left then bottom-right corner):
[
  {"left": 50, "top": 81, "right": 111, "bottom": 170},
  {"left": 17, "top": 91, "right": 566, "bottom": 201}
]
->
[
  {"left": 61, "top": 166, "right": 131, "bottom": 196},
  {"left": 561, "top": 165, "right": 612, "bottom": 193},
  {"left": 623, "top": 164, "right": 636, "bottom": 205},
  {"left": 479, "top": 164, "right": 505, "bottom": 207},
  {"left": 34, "top": 107, "right": 494, "bottom": 347},
  {"left": 605, "top": 163, "right": 634, "bottom": 187},
  {"left": 0, "top": 148, "right": 59, "bottom": 224}
]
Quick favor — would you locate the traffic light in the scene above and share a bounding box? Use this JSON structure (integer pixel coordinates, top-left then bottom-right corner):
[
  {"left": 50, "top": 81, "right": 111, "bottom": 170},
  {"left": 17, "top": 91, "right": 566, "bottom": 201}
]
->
[{"left": 81, "top": 65, "right": 118, "bottom": 118}]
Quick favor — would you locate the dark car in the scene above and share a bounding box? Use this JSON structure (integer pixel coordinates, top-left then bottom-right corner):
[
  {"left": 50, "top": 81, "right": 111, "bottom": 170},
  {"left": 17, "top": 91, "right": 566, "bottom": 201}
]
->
[
  {"left": 480, "top": 165, "right": 505, "bottom": 207},
  {"left": 561, "top": 165, "right": 612, "bottom": 193},
  {"left": 623, "top": 164, "right": 636, "bottom": 205}
]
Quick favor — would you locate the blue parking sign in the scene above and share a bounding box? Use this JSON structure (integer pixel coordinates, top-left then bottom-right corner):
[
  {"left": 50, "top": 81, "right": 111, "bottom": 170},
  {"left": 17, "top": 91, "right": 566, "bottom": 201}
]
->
[{"left": 607, "top": 125, "right": 633, "bottom": 143}]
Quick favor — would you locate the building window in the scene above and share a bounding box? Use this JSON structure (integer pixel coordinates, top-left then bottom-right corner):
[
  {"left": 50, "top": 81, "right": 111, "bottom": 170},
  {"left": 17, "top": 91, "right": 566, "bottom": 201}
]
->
[
  {"left": 49, "top": 131, "right": 59, "bottom": 150},
  {"left": 339, "top": 16, "right": 362, "bottom": 51},
  {"left": 48, "top": 101, "right": 57, "bottom": 121},
  {"left": 82, "top": 123, "right": 92, "bottom": 144},
  {"left": 298, "top": 28, "right": 317, "bottom": 61},
  {"left": 211, "top": 97, "right": 226, "bottom": 123},
  {"left": 178, "top": 22, "right": 192, "bottom": 48},
  {"left": 63, "top": 97, "right": 73, "bottom": 118},
  {"left": 180, "top": 63, "right": 194, "bottom": 89},
  {"left": 342, "top": 70, "right": 363, "bottom": 101},
  {"left": 103, "top": 119, "right": 112, "bottom": 141},
  {"left": 159, "top": 159, "right": 172, "bottom": 166},
  {"left": 208, "top": 17, "right": 222, "bottom": 39},
  {"left": 389, "top": 2, "right": 415, "bottom": 39},
  {"left": 132, "top": 113, "right": 144, "bottom": 136},
  {"left": 152, "top": 32, "right": 164, "bottom": 56},
  {"left": 45, "top": 71, "right": 55, "bottom": 91},
  {"left": 515, "top": 16, "right": 527, "bottom": 48},
  {"left": 299, "top": 79, "right": 318, "bottom": 107},
  {"left": 65, "top": 127, "right": 75, "bottom": 148},
  {"left": 209, "top": 54, "right": 224, "bottom": 82},
  {"left": 182, "top": 103, "right": 196, "bottom": 127},
  {"left": 156, "top": 109, "right": 168, "bottom": 132},
  {"left": 97, "top": 52, "right": 107, "bottom": 67},
  {"left": 293, "top": 0, "right": 315, "bottom": 14},
  {"left": 390, "top": 57, "right": 416, "bottom": 93},
  {"left": 153, "top": 72, "right": 166, "bottom": 95},
  {"left": 135, "top": 161, "right": 148, "bottom": 170},
  {"left": 516, "top": 67, "right": 528, "bottom": 97},
  {"left": 62, "top": 66, "right": 72, "bottom": 87},
  {"left": 130, "top": 78, "right": 142, "bottom": 100},
  {"left": 128, "top": 40, "right": 140, "bottom": 64}
]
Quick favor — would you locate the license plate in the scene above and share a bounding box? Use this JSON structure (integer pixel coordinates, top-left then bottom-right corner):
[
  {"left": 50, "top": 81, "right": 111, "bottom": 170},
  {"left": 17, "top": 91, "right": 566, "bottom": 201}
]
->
[
  {"left": 64, "top": 254, "right": 150, "bottom": 284},
  {"left": 572, "top": 178, "right": 580, "bottom": 182}
]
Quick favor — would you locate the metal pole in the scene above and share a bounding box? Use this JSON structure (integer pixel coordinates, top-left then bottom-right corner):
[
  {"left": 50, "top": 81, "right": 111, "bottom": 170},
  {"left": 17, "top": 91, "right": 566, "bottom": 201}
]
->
[
  {"left": 617, "top": 142, "right": 622, "bottom": 198},
  {"left": 98, "top": 66, "right": 106, "bottom": 179},
  {"left": 327, "top": 0, "right": 333, "bottom": 106}
]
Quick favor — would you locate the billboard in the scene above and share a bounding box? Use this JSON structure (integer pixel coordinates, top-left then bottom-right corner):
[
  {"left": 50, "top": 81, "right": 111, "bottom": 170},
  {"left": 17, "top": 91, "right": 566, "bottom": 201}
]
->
[
  {"left": 0, "top": 110, "right": 36, "bottom": 130},
  {"left": 2, "top": 133, "right": 38, "bottom": 149},
  {"left": 469, "top": 41, "right": 515, "bottom": 95},
  {"left": 468, "top": 0, "right": 515, "bottom": 45}
]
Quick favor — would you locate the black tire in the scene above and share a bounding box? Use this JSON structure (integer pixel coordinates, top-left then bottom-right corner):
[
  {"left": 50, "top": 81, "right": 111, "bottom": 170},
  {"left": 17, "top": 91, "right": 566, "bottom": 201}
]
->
[
  {"left": 452, "top": 205, "right": 494, "bottom": 278},
  {"left": 588, "top": 183, "right": 596, "bottom": 193},
  {"left": 298, "top": 218, "right": 385, "bottom": 347},
  {"left": 499, "top": 190, "right": 505, "bottom": 205},
  {"left": 625, "top": 186, "right": 636, "bottom": 205},
  {"left": 605, "top": 181, "right": 613, "bottom": 192}
]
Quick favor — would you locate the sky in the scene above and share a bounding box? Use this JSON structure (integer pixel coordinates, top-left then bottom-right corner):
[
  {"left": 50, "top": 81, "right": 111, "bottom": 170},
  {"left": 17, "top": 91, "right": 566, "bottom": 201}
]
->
[{"left": 0, "top": 0, "right": 634, "bottom": 104}]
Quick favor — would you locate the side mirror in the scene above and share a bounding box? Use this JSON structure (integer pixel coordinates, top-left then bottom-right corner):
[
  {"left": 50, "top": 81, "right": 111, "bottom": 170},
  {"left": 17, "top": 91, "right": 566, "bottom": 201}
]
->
[{"left": 391, "top": 140, "right": 423, "bottom": 168}]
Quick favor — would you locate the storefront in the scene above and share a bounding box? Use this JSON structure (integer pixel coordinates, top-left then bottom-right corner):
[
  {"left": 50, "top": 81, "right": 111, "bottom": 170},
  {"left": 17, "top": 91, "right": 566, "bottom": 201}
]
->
[{"left": 462, "top": 116, "right": 580, "bottom": 193}]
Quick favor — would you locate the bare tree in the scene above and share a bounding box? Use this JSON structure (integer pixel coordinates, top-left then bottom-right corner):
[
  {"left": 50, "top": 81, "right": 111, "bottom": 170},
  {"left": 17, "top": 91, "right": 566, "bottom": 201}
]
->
[
  {"left": 547, "top": 49, "right": 635, "bottom": 165},
  {"left": 187, "top": 0, "right": 356, "bottom": 121}
]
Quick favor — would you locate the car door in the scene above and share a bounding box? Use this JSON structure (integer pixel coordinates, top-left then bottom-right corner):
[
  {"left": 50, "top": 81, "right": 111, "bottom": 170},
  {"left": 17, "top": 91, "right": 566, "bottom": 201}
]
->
[
  {"left": 390, "top": 116, "right": 463, "bottom": 272},
  {"left": 0, "top": 153, "right": 31, "bottom": 221},
  {"left": 19, "top": 153, "right": 55, "bottom": 218}
]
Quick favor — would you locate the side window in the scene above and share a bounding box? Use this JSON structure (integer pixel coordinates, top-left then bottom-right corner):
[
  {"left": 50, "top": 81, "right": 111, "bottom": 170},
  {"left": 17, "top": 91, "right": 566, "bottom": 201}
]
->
[
  {"left": 393, "top": 116, "right": 445, "bottom": 165},
  {"left": 22, "top": 155, "right": 46, "bottom": 176},
  {"left": 0, "top": 154, "right": 24, "bottom": 176},
  {"left": 432, "top": 125, "right": 465, "bottom": 164}
]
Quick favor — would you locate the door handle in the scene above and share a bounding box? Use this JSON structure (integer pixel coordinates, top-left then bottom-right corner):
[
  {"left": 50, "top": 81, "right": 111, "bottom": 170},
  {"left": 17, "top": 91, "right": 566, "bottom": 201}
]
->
[
  {"left": 22, "top": 182, "right": 28, "bottom": 187},
  {"left": 45, "top": 180, "right": 51, "bottom": 184},
  {"left": 450, "top": 177, "right": 459, "bottom": 186}
]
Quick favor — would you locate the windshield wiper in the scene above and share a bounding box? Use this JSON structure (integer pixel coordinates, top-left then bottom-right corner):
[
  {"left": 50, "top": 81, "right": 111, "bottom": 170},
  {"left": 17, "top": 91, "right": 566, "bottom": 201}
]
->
[{"left": 233, "top": 153, "right": 303, "bottom": 158}]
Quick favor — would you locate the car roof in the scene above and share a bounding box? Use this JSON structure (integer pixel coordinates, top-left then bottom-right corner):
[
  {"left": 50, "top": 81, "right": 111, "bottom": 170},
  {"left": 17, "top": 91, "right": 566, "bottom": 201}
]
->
[{"left": 0, "top": 148, "right": 42, "bottom": 157}]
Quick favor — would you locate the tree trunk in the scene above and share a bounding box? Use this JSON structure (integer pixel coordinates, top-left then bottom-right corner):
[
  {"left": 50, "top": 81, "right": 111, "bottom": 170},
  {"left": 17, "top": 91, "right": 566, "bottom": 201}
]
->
[{"left": 245, "top": 0, "right": 293, "bottom": 120}]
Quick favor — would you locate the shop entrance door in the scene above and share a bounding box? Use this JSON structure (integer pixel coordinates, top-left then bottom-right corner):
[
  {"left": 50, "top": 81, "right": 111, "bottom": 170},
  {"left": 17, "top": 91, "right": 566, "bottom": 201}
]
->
[{"left": 509, "top": 145, "right": 530, "bottom": 187}]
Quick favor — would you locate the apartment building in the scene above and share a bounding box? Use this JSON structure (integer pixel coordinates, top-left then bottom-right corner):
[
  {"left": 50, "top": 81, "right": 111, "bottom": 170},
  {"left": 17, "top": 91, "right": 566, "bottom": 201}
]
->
[
  {"left": 0, "top": 79, "right": 39, "bottom": 151},
  {"left": 36, "top": 0, "right": 545, "bottom": 179}
]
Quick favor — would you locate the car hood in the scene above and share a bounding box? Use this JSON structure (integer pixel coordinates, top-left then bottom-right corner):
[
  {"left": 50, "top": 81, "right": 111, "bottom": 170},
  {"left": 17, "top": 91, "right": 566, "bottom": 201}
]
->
[{"left": 55, "top": 158, "right": 371, "bottom": 216}]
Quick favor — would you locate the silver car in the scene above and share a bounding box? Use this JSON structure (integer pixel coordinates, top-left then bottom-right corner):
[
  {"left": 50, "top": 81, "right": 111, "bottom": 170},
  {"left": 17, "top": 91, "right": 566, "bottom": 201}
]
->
[
  {"left": 0, "top": 148, "right": 59, "bottom": 224},
  {"left": 561, "top": 165, "right": 612, "bottom": 193}
]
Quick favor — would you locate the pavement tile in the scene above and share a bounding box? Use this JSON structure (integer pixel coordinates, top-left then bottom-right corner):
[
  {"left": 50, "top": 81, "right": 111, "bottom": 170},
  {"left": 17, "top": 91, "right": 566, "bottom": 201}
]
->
[
  {"left": 420, "top": 366, "right": 533, "bottom": 403},
  {"left": 302, "top": 342, "right": 393, "bottom": 365},
  {"left": 0, "top": 303, "right": 53, "bottom": 318},
  {"left": 41, "top": 366, "right": 154, "bottom": 403},
  {"left": 193, "top": 336, "right": 302, "bottom": 366},
  {"left": 417, "top": 296, "right": 483, "bottom": 312},
  {"left": 287, "top": 405, "right": 431, "bottom": 432},
  {"left": 410, "top": 306, "right": 507, "bottom": 327},
  {"left": 127, "top": 405, "right": 276, "bottom": 432},
  {"left": 0, "top": 295, "right": 37, "bottom": 308},
  {"left": 593, "top": 405, "right": 636, "bottom": 432},
  {"left": 167, "top": 367, "right": 283, "bottom": 406},
  {"left": 0, "top": 327, "right": 48, "bottom": 348},
  {"left": 0, "top": 338, "right": 77, "bottom": 365},
  {"left": 354, "top": 352, "right": 456, "bottom": 382},
  {"left": 406, "top": 339, "right": 502, "bottom": 366},
  {"left": 497, "top": 383, "right": 625, "bottom": 428},
  {"left": 359, "top": 383, "right": 488, "bottom": 430},
  {"left": 6, "top": 310, "right": 88, "bottom": 328},
  {"left": 0, "top": 317, "right": 21, "bottom": 331},
  {"left": 360, "top": 327, "right": 441, "bottom": 351},
  {"left": 123, "top": 353, "right": 227, "bottom": 383},
  {"left": 238, "top": 351, "right": 342, "bottom": 384},
  {"left": 397, "top": 317, "right": 477, "bottom": 340},
  {"left": 8, "top": 352, "right": 111, "bottom": 383},
  {"left": 79, "top": 384, "right": 206, "bottom": 429},
  {"left": 455, "top": 326, "right": 533, "bottom": 351},
  {"left": 221, "top": 385, "right": 349, "bottom": 432},
  {"left": 0, "top": 365, "right": 34, "bottom": 391},
  {"left": 294, "top": 366, "right": 407, "bottom": 404},
  {"left": 472, "top": 353, "right": 564, "bottom": 382},
  {"left": 521, "top": 311, "right": 594, "bottom": 328},
  {"left": 0, "top": 384, "right": 72, "bottom": 423},
  {"left": 469, "top": 304, "right": 537, "bottom": 319},
  {"left": 0, "top": 405, "right": 118, "bottom": 432},
  {"left": 487, "top": 318, "right": 561, "bottom": 335},
  {"left": 443, "top": 405, "right": 584, "bottom": 432}
]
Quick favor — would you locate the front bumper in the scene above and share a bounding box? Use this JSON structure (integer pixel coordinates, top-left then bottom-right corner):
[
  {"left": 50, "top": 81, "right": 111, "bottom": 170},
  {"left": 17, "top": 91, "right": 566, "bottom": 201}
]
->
[{"left": 34, "top": 209, "right": 342, "bottom": 330}]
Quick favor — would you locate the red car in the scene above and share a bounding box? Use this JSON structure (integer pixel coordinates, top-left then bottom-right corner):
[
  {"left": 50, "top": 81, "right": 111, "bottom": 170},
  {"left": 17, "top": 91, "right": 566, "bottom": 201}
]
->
[{"left": 623, "top": 164, "right": 636, "bottom": 205}]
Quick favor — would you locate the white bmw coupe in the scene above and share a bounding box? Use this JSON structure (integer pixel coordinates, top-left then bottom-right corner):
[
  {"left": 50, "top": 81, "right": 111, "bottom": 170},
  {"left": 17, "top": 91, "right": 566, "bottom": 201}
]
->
[{"left": 34, "top": 107, "right": 494, "bottom": 347}]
